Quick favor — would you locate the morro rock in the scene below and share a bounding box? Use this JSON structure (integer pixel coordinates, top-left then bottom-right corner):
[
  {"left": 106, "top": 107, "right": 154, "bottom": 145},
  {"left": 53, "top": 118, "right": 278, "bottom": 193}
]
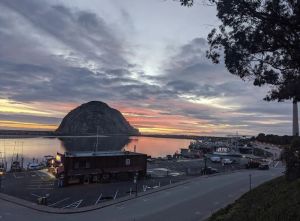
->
[{"left": 55, "top": 101, "right": 139, "bottom": 135}]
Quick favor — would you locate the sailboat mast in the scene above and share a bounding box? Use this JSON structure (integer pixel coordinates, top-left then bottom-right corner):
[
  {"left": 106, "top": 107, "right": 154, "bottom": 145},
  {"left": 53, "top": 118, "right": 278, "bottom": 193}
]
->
[
  {"left": 3, "top": 140, "right": 6, "bottom": 171},
  {"left": 21, "top": 142, "right": 24, "bottom": 168},
  {"left": 96, "top": 126, "right": 99, "bottom": 152}
]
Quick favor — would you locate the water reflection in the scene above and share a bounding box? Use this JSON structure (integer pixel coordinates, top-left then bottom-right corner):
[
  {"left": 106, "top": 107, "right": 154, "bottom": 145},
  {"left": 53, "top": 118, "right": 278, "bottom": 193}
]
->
[
  {"left": 125, "top": 137, "right": 191, "bottom": 158},
  {"left": 0, "top": 136, "right": 192, "bottom": 169},
  {"left": 59, "top": 136, "right": 130, "bottom": 152}
]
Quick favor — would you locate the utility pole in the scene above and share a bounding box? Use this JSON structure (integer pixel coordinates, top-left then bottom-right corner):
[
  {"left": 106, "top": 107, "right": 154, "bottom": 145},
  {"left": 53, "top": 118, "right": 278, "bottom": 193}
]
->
[
  {"left": 134, "top": 172, "right": 138, "bottom": 197},
  {"left": 204, "top": 155, "right": 207, "bottom": 175},
  {"left": 96, "top": 126, "right": 99, "bottom": 152},
  {"left": 249, "top": 174, "right": 252, "bottom": 191},
  {"left": 293, "top": 100, "right": 299, "bottom": 136}
]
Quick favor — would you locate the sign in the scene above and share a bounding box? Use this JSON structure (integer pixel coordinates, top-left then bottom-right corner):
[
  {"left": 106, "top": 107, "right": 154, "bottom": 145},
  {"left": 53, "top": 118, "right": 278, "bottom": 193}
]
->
[
  {"left": 216, "top": 147, "right": 230, "bottom": 153},
  {"left": 125, "top": 158, "right": 131, "bottom": 166}
]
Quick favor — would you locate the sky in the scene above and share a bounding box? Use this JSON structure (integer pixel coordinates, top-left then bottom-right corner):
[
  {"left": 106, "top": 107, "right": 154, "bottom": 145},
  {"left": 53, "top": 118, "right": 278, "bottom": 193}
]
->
[{"left": 0, "top": 0, "right": 294, "bottom": 136}]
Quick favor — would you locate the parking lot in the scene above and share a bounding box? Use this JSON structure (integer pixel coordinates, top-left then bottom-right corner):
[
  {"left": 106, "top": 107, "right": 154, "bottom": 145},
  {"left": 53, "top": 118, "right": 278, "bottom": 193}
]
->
[{"left": 1, "top": 158, "right": 244, "bottom": 209}]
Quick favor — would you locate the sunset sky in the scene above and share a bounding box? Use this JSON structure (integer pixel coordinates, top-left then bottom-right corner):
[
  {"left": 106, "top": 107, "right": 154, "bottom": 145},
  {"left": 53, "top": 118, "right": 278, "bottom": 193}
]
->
[{"left": 0, "top": 0, "right": 293, "bottom": 136}]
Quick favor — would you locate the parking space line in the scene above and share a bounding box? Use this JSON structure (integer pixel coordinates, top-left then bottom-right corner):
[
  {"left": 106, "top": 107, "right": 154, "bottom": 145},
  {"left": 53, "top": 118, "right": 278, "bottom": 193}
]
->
[
  {"left": 30, "top": 180, "right": 45, "bottom": 183},
  {"left": 34, "top": 171, "right": 47, "bottom": 181},
  {"left": 31, "top": 193, "right": 42, "bottom": 198},
  {"left": 27, "top": 185, "right": 54, "bottom": 188},
  {"left": 95, "top": 193, "right": 102, "bottom": 205},
  {"left": 48, "top": 197, "right": 70, "bottom": 207},
  {"left": 63, "top": 199, "right": 83, "bottom": 209},
  {"left": 26, "top": 187, "right": 53, "bottom": 190},
  {"left": 115, "top": 204, "right": 126, "bottom": 210},
  {"left": 13, "top": 173, "right": 24, "bottom": 179},
  {"left": 28, "top": 183, "right": 54, "bottom": 186},
  {"left": 30, "top": 180, "right": 54, "bottom": 183},
  {"left": 113, "top": 190, "right": 119, "bottom": 200}
]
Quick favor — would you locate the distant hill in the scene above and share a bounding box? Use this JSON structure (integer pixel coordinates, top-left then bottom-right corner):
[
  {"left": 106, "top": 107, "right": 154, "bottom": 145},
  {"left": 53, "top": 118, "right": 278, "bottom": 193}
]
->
[
  {"left": 55, "top": 101, "right": 139, "bottom": 135},
  {"left": 256, "top": 133, "right": 293, "bottom": 145}
]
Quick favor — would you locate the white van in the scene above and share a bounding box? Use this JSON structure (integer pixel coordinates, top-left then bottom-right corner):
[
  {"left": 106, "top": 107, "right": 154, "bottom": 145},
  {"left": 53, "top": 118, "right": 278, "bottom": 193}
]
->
[{"left": 210, "top": 156, "right": 221, "bottom": 163}]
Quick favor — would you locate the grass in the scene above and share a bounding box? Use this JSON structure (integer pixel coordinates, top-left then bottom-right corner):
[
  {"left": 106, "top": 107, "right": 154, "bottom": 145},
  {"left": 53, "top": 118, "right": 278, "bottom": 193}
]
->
[{"left": 208, "top": 176, "right": 300, "bottom": 221}]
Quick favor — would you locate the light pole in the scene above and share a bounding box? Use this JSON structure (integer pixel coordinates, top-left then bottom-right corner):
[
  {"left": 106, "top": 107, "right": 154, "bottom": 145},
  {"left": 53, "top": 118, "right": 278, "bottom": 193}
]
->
[
  {"left": 134, "top": 172, "right": 138, "bottom": 197},
  {"left": 249, "top": 174, "right": 252, "bottom": 191},
  {"left": 204, "top": 155, "right": 207, "bottom": 175}
]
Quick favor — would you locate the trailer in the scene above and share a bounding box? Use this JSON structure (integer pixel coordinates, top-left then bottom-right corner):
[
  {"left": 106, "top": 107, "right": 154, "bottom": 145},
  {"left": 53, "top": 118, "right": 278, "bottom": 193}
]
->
[{"left": 55, "top": 151, "right": 147, "bottom": 186}]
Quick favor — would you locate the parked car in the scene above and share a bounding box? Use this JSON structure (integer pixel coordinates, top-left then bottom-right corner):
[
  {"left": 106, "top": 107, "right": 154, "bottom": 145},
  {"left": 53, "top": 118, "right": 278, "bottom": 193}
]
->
[
  {"left": 222, "top": 158, "right": 233, "bottom": 165},
  {"left": 166, "top": 155, "right": 173, "bottom": 160},
  {"left": 27, "top": 162, "right": 44, "bottom": 170},
  {"left": 258, "top": 163, "right": 270, "bottom": 170},
  {"left": 210, "top": 156, "right": 221, "bottom": 163},
  {"left": 245, "top": 160, "right": 260, "bottom": 169}
]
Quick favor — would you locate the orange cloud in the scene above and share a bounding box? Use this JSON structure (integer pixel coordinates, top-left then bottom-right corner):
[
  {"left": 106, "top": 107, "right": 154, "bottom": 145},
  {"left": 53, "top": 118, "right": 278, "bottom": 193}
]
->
[
  {"left": 0, "top": 99, "right": 248, "bottom": 135},
  {"left": 0, "top": 120, "right": 56, "bottom": 130}
]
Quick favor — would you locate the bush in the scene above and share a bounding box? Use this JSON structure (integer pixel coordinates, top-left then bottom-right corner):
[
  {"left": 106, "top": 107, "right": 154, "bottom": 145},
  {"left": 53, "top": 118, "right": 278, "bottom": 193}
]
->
[
  {"left": 209, "top": 177, "right": 300, "bottom": 221},
  {"left": 285, "top": 138, "right": 300, "bottom": 181}
]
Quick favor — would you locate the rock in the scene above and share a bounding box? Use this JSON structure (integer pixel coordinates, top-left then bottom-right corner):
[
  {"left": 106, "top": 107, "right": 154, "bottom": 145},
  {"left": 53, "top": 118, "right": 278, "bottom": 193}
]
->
[{"left": 55, "top": 101, "right": 139, "bottom": 135}]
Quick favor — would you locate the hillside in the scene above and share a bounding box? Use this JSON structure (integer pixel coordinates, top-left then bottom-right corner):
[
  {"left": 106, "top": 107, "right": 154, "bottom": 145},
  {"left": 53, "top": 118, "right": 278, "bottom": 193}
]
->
[{"left": 209, "top": 176, "right": 300, "bottom": 221}]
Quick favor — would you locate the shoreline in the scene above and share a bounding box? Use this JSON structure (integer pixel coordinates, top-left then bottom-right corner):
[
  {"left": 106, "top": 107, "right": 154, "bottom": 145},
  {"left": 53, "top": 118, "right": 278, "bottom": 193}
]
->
[{"left": 0, "top": 129, "right": 226, "bottom": 140}]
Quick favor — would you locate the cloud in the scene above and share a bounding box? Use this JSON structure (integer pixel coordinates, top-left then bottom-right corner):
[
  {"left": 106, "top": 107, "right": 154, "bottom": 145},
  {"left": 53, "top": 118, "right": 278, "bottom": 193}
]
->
[
  {"left": 0, "top": 0, "right": 174, "bottom": 104},
  {"left": 158, "top": 37, "right": 292, "bottom": 135},
  {"left": 0, "top": 0, "right": 293, "bottom": 135},
  {"left": 1, "top": 0, "right": 127, "bottom": 68},
  {"left": 0, "top": 113, "right": 60, "bottom": 125}
]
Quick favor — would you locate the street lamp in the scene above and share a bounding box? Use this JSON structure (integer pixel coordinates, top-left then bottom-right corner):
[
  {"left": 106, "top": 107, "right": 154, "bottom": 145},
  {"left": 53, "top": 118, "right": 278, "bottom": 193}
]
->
[
  {"left": 133, "top": 172, "right": 138, "bottom": 197},
  {"left": 204, "top": 155, "right": 208, "bottom": 175},
  {"left": 249, "top": 174, "right": 252, "bottom": 191}
]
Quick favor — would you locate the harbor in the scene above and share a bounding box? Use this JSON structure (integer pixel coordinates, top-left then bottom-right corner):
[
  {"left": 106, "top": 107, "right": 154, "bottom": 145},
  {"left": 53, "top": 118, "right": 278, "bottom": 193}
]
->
[{"left": 0, "top": 135, "right": 281, "bottom": 209}]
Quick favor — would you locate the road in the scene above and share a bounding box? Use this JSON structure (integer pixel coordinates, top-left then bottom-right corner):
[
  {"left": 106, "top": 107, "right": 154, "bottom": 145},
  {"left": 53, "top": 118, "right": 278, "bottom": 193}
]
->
[
  {"left": 0, "top": 164, "right": 284, "bottom": 221},
  {"left": 1, "top": 159, "right": 241, "bottom": 208}
]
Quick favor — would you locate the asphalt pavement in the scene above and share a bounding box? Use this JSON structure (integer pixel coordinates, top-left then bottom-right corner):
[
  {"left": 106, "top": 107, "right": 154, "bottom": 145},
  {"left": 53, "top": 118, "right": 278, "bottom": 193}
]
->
[
  {"left": 1, "top": 158, "right": 239, "bottom": 208},
  {"left": 0, "top": 162, "right": 284, "bottom": 221}
]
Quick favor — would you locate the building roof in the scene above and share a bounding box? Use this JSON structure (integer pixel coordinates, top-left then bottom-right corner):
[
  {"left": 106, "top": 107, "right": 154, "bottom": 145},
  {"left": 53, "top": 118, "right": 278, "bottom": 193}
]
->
[{"left": 63, "top": 150, "right": 146, "bottom": 158}]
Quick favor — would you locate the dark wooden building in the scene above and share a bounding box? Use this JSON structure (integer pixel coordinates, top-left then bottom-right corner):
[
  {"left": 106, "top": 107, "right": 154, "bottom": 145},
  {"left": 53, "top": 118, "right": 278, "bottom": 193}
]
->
[{"left": 55, "top": 151, "right": 147, "bottom": 186}]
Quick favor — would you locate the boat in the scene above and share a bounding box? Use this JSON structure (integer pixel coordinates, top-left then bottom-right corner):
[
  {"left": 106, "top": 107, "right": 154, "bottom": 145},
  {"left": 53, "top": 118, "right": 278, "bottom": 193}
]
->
[
  {"left": 10, "top": 160, "right": 22, "bottom": 172},
  {"left": 10, "top": 153, "right": 23, "bottom": 172},
  {"left": 9, "top": 142, "right": 24, "bottom": 172},
  {"left": 0, "top": 161, "right": 5, "bottom": 175},
  {"left": 0, "top": 145, "right": 7, "bottom": 174},
  {"left": 27, "top": 162, "right": 44, "bottom": 170}
]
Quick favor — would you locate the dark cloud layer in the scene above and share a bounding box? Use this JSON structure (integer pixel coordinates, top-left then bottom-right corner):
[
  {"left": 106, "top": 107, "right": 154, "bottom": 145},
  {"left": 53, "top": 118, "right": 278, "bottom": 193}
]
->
[
  {"left": 0, "top": 113, "right": 61, "bottom": 125},
  {"left": 0, "top": 0, "right": 293, "bottom": 135},
  {"left": 0, "top": 0, "right": 173, "bottom": 103}
]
